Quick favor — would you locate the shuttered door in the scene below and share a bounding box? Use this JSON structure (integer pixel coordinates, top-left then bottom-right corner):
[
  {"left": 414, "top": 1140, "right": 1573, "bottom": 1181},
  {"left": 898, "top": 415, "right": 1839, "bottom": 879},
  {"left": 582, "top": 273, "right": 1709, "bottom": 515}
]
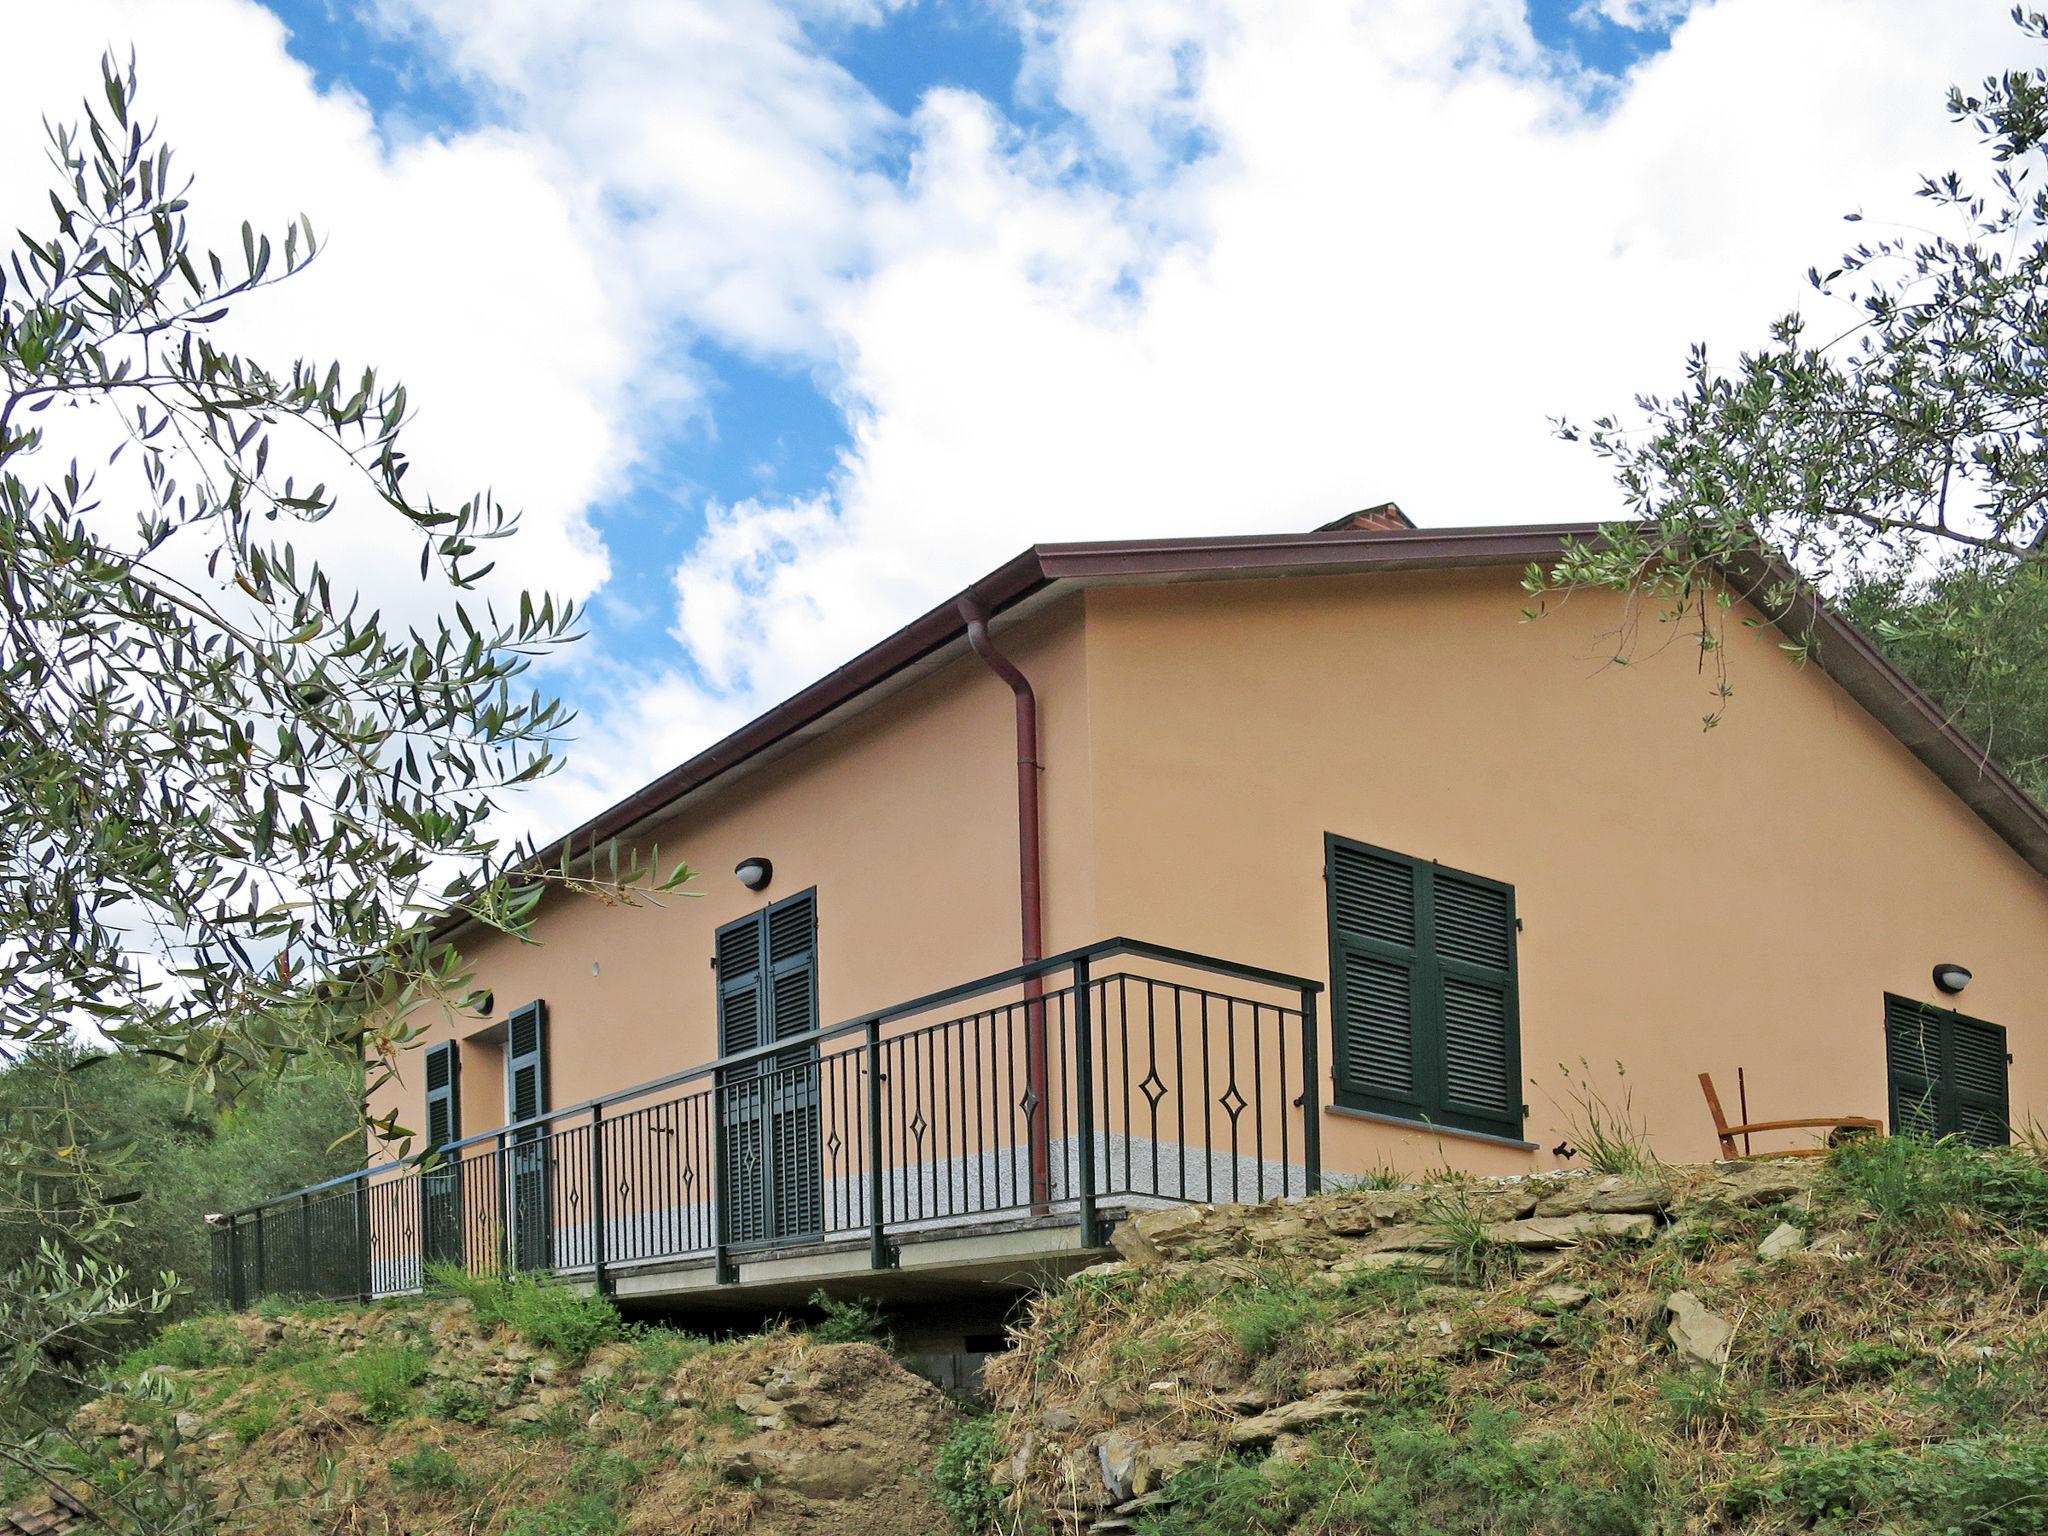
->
[
  {"left": 716, "top": 890, "right": 821, "bottom": 1246},
  {"left": 421, "top": 1042, "right": 463, "bottom": 1268},
  {"left": 506, "top": 1002, "right": 553, "bottom": 1271},
  {"left": 1327, "top": 836, "right": 1523, "bottom": 1140},
  {"left": 1885, "top": 995, "right": 2009, "bottom": 1147}
]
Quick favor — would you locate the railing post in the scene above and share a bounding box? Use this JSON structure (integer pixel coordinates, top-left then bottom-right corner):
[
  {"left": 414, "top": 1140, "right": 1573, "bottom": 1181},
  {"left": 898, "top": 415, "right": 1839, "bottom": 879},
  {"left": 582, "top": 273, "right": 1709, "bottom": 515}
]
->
[
  {"left": 252, "top": 1207, "right": 268, "bottom": 1302},
  {"left": 354, "top": 1178, "right": 372, "bottom": 1303},
  {"left": 495, "top": 1132, "right": 511, "bottom": 1277},
  {"left": 298, "top": 1193, "right": 313, "bottom": 1297},
  {"left": 1300, "top": 986, "right": 1322, "bottom": 1196},
  {"left": 713, "top": 1077, "right": 736, "bottom": 1284},
  {"left": 866, "top": 1021, "right": 895, "bottom": 1270},
  {"left": 1071, "top": 956, "right": 1101, "bottom": 1250},
  {"left": 227, "top": 1216, "right": 246, "bottom": 1310},
  {"left": 589, "top": 1104, "right": 610, "bottom": 1295}
]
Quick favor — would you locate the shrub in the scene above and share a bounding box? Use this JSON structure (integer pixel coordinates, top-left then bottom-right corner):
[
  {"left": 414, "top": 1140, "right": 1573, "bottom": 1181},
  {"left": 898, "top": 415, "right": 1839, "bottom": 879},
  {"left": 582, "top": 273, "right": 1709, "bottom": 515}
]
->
[
  {"left": 350, "top": 1343, "right": 429, "bottom": 1423},
  {"left": 807, "top": 1290, "right": 889, "bottom": 1346},
  {"left": 934, "top": 1417, "right": 1009, "bottom": 1536},
  {"left": 428, "top": 1265, "right": 623, "bottom": 1362}
]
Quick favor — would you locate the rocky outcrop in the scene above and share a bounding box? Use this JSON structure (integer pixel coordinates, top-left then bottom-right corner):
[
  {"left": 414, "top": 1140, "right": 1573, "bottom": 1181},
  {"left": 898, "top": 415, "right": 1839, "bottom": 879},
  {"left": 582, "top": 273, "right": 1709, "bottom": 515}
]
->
[{"left": 1003, "top": 1158, "right": 1831, "bottom": 1530}]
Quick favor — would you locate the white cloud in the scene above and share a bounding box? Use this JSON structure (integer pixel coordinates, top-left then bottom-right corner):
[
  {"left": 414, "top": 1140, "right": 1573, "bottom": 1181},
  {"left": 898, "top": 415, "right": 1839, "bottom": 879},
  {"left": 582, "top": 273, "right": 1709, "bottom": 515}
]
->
[
  {"left": 0, "top": 0, "right": 627, "bottom": 629},
  {"left": 8, "top": 0, "right": 2029, "bottom": 847}
]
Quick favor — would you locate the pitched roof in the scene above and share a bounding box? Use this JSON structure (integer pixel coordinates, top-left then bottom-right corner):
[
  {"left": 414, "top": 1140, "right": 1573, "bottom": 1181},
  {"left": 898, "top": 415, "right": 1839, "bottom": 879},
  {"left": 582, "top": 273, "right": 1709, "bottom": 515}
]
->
[{"left": 531, "top": 521, "right": 2048, "bottom": 889}]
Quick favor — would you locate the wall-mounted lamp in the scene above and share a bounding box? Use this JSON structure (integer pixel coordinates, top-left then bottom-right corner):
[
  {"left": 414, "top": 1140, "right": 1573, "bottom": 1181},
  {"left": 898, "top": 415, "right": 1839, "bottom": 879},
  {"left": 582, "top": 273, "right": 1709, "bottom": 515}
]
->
[
  {"left": 735, "top": 856, "right": 773, "bottom": 892},
  {"left": 1933, "top": 962, "right": 1973, "bottom": 995}
]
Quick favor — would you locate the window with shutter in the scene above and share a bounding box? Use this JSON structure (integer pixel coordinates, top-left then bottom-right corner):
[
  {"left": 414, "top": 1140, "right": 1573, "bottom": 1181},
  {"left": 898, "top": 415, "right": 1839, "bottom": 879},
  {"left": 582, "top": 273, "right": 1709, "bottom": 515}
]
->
[
  {"left": 715, "top": 890, "right": 822, "bottom": 1244},
  {"left": 1326, "top": 835, "right": 1523, "bottom": 1140},
  {"left": 1884, "top": 995, "right": 2009, "bottom": 1147},
  {"left": 421, "top": 1042, "right": 463, "bottom": 1267},
  {"left": 505, "top": 1002, "right": 552, "bottom": 1271}
]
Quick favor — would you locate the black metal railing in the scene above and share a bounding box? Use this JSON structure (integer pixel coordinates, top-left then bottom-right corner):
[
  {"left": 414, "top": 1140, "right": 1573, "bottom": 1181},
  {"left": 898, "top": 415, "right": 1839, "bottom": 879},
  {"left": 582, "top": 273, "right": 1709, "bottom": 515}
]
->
[{"left": 208, "top": 937, "right": 1323, "bottom": 1307}]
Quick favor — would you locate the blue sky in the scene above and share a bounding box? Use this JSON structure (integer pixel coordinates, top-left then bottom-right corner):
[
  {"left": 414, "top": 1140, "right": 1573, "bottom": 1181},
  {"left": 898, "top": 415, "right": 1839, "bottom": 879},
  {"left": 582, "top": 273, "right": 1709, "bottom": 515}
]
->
[
  {"left": 257, "top": 0, "right": 1694, "bottom": 705},
  {"left": 6, "top": 0, "right": 2014, "bottom": 836}
]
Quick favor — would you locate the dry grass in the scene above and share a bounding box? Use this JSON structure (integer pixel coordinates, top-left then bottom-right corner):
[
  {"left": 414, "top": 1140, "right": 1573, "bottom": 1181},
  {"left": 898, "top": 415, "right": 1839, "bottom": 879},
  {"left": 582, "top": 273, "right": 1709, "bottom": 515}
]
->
[{"left": 990, "top": 1145, "right": 2048, "bottom": 1533}]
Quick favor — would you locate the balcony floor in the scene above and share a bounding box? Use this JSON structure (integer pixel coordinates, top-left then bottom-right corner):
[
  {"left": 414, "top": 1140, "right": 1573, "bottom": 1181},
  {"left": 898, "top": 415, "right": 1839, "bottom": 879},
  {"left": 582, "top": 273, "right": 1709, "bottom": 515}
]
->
[{"left": 584, "top": 1204, "right": 1131, "bottom": 1312}]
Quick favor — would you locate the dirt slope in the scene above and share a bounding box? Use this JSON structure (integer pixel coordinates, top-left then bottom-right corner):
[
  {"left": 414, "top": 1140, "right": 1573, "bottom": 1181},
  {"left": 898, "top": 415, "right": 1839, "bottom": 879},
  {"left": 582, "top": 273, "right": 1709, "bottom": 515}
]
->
[
  {"left": 986, "top": 1144, "right": 2048, "bottom": 1533},
  {"left": 67, "top": 1296, "right": 960, "bottom": 1536}
]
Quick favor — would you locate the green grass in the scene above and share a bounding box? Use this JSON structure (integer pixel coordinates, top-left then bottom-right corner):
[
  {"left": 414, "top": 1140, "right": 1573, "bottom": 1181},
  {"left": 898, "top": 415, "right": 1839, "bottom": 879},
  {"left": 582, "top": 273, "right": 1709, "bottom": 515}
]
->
[
  {"left": 934, "top": 1416, "right": 1008, "bottom": 1536},
  {"left": 1420, "top": 1192, "right": 1516, "bottom": 1286},
  {"left": 426, "top": 1380, "right": 493, "bottom": 1426},
  {"left": 349, "top": 1343, "right": 429, "bottom": 1424},
  {"left": 226, "top": 1395, "right": 281, "bottom": 1446},
  {"left": 1219, "top": 1281, "right": 1324, "bottom": 1360},
  {"left": 388, "top": 1444, "right": 475, "bottom": 1494},
  {"left": 1135, "top": 1407, "right": 1666, "bottom": 1536},
  {"left": 116, "top": 1316, "right": 248, "bottom": 1376},
  {"left": 427, "top": 1264, "right": 625, "bottom": 1362},
  {"left": 1826, "top": 1136, "right": 2048, "bottom": 1235}
]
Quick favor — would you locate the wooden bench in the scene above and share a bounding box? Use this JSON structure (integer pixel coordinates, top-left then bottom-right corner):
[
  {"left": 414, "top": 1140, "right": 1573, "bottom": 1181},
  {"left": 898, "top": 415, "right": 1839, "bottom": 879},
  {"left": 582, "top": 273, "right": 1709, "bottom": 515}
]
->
[{"left": 1698, "top": 1072, "right": 1882, "bottom": 1160}]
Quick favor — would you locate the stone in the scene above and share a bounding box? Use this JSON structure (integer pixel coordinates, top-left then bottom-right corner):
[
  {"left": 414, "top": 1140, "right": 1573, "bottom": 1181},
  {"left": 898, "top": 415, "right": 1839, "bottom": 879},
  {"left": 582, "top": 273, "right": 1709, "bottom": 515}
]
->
[
  {"left": 1330, "top": 1250, "right": 1452, "bottom": 1277},
  {"left": 996, "top": 1432, "right": 1039, "bottom": 1489},
  {"left": 1757, "top": 1223, "right": 1805, "bottom": 1259},
  {"left": 1533, "top": 1175, "right": 1669, "bottom": 1218},
  {"left": 1132, "top": 1441, "right": 1210, "bottom": 1496},
  {"left": 1532, "top": 1283, "right": 1593, "bottom": 1310},
  {"left": 1665, "top": 1291, "right": 1734, "bottom": 1367},
  {"left": 1458, "top": 1187, "right": 1544, "bottom": 1223},
  {"left": 1097, "top": 1434, "right": 1140, "bottom": 1503},
  {"left": 1806, "top": 1229, "right": 1860, "bottom": 1258},
  {"left": 1226, "top": 1389, "right": 1374, "bottom": 1447},
  {"left": 1040, "top": 1406, "right": 1081, "bottom": 1433},
  {"left": 1349, "top": 1222, "right": 1451, "bottom": 1254},
  {"left": 1708, "top": 1161, "right": 1817, "bottom": 1208},
  {"left": 1484, "top": 1213, "right": 1656, "bottom": 1248},
  {"left": 783, "top": 1395, "right": 838, "bottom": 1428},
  {"left": 1111, "top": 1205, "right": 1222, "bottom": 1265},
  {"left": 1321, "top": 1189, "right": 1426, "bottom": 1234},
  {"left": 1261, "top": 1433, "right": 1314, "bottom": 1472},
  {"left": 174, "top": 1411, "right": 204, "bottom": 1439}
]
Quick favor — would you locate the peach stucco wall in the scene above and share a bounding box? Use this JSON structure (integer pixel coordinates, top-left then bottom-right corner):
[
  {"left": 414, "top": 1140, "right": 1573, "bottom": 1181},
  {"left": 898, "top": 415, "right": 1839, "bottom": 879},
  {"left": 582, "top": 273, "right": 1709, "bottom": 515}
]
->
[
  {"left": 1079, "top": 569, "right": 2048, "bottom": 1177},
  {"left": 369, "top": 601, "right": 1094, "bottom": 1155},
  {"left": 370, "top": 561, "right": 2048, "bottom": 1191}
]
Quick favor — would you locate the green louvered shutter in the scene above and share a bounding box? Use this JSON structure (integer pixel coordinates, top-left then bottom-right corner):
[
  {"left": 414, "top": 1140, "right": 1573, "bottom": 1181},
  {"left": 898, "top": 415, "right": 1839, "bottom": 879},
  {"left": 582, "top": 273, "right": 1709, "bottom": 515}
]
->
[
  {"left": 766, "top": 892, "right": 822, "bottom": 1239},
  {"left": 716, "top": 891, "right": 821, "bottom": 1246},
  {"left": 1328, "top": 843, "right": 1424, "bottom": 1113},
  {"left": 506, "top": 1002, "right": 552, "bottom": 1271},
  {"left": 421, "top": 1042, "right": 463, "bottom": 1268},
  {"left": 1327, "top": 836, "right": 1523, "bottom": 1141},
  {"left": 716, "top": 910, "right": 769, "bottom": 1245},
  {"left": 1429, "top": 869, "right": 1520, "bottom": 1134},
  {"left": 1886, "top": 995, "right": 2009, "bottom": 1148},
  {"left": 1884, "top": 996, "right": 1943, "bottom": 1140},
  {"left": 1952, "top": 1013, "right": 2012, "bottom": 1148}
]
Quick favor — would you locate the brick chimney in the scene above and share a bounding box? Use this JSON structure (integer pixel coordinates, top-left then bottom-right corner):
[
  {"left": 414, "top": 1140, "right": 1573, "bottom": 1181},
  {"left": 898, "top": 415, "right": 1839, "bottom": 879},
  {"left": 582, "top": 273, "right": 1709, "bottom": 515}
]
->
[{"left": 1315, "top": 502, "right": 1415, "bottom": 534}]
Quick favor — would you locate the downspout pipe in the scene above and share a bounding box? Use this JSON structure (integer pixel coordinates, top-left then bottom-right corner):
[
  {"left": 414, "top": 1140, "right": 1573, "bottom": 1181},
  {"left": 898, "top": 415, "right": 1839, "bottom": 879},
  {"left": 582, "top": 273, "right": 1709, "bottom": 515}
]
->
[{"left": 957, "top": 593, "right": 1051, "bottom": 1209}]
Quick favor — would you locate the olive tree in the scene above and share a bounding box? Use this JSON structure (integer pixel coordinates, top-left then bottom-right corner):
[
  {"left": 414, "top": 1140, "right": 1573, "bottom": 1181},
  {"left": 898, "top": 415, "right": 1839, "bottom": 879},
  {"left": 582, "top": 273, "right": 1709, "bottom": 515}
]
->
[
  {"left": 0, "top": 55, "right": 684, "bottom": 1520},
  {"left": 1537, "top": 7, "right": 2048, "bottom": 754}
]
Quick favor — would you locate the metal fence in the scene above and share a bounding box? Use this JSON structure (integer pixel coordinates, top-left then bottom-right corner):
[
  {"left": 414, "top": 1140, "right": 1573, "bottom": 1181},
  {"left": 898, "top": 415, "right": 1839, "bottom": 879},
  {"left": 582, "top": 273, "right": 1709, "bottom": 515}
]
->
[{"left": 209, "top": 937, "right": 1323, "bottom": 1306}]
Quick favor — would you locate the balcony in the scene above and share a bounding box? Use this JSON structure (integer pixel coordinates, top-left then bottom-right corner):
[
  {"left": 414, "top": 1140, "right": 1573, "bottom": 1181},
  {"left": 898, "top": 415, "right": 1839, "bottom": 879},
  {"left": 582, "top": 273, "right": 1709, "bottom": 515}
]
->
[{"left": 208, "top": 939, "right": 1325, "bottom": 1310}]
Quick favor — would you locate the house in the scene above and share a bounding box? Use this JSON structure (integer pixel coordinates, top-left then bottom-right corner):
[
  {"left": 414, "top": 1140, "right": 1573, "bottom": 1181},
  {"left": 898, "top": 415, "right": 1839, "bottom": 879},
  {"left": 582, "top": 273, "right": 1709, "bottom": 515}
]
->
[{"left": 211, "top": 509, "right": 2048, "bottom": 1323}]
